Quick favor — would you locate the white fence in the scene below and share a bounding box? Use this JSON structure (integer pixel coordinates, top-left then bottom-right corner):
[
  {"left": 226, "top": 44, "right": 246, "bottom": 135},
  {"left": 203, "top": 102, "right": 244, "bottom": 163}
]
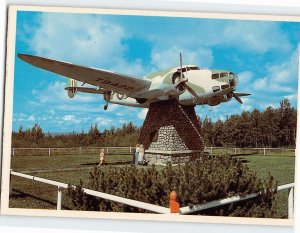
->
[
  {"left": 10, "top": 171, "right": 294, "bottom": 218},
  {"left": 205, "top": 147, "right": 295, "bottom": 156},
  {"left": 11, "top": 146, "right": 132, "bottom": 156},
  {"left": 10, "top": 170, "right": 169, "bottom": 213},
  {"left": 11, "top": 146, "right": 295, "bottom": 157}
]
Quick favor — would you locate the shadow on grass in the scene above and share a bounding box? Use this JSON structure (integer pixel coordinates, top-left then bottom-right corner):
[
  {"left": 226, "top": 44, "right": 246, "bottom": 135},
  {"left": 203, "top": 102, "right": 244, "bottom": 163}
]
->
[
  {"left": 10, "top": 188, "right": 71, "bottom": 210},
  {"left": 81, "top": 161, "right": 133, "bottom": 166}
]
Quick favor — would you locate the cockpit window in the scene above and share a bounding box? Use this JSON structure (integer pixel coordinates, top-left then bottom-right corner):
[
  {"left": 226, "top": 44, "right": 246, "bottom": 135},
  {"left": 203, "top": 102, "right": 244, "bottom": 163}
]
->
[
  {"left": 177, "top": 66, "right": 200, "bottom": 72},
  {"left": 220, "top": 72, "right": 229, "bottom": 78},
  {"left": 212, "top": 73, "right": 219, "bottom": 79},
  {"left": 212, "top": 72, "right": 236, "bottom": 79}
]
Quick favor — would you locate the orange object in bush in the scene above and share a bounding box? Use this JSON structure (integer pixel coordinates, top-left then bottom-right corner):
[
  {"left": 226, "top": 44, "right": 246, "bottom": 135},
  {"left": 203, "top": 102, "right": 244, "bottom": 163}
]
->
[{"left": 170, "top": 191, "right": 180, "bottom": 213}]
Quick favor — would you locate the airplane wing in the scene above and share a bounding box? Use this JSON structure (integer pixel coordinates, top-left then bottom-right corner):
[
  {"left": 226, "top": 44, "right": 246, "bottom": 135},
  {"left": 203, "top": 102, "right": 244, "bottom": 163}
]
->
[
  {"left": 64, "top": 87, "right": 109, "bottom": 94},
  {"left": 18, "top": 53, "right": 151, "bottom": 96}
]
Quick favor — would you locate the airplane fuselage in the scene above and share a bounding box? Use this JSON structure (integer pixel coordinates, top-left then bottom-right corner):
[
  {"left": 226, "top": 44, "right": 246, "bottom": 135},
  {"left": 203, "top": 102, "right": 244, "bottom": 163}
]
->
[{"left": 107, "top": 65, "right": 238, "bottom": 107}]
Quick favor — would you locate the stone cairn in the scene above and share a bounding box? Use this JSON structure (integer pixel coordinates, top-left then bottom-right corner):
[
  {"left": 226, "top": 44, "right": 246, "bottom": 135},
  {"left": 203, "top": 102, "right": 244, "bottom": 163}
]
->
[{"left": 138, "top": 99, "right": 205, "bottom": 165}]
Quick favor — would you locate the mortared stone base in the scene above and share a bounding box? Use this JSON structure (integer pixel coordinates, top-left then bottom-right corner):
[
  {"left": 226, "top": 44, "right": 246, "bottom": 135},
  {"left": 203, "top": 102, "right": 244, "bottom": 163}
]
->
[{"left": 138, "top": 99, "right": 205, "bottom": 165}]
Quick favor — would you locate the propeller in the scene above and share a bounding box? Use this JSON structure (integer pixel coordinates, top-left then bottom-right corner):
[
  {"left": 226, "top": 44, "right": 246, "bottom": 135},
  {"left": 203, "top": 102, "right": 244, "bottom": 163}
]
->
[
  {"left": 175, "top": 53, "right": 199, "bottom": 99},
  {"left": 230, "top": 92, "right": 251, "bottom": 104},
  {"left": 232, "top": 92, "right": 243, "bottom": 104}
]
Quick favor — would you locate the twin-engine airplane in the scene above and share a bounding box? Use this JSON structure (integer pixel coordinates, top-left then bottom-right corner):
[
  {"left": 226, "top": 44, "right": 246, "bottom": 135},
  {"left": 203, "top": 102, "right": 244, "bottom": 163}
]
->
[{"left": 18, "top": 53, "right": 250, "bottom": 110}]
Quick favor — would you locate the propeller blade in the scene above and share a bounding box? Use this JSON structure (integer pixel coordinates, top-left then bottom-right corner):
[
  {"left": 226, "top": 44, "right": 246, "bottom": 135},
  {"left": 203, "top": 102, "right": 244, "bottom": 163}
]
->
[
  {"left": 183, "top": 83, "right": 199, "bottom": 99},
  {"left": 232, "top": 92, "right": 243, "bottom": 104},
  {"left": 234, "top": 92, "right": 251, "bottom": 97},
  {"left": 164, "top": 77, "right": 188, "bottom": 94}
]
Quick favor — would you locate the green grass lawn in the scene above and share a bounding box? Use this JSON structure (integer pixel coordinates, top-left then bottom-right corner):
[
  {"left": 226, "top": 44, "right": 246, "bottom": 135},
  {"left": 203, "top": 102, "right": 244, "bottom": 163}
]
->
[
  {"left": 9, "top": 152, "right": 295, "bottom": 218},
  {"left": 237, "top": 155, "right": 295, "bottom": 218},
  {"left": 11, "top": 153, "right": 133, "bottom": 171},
  {"left": 10, "top": 153, "right": 133, "bottom": 210}
]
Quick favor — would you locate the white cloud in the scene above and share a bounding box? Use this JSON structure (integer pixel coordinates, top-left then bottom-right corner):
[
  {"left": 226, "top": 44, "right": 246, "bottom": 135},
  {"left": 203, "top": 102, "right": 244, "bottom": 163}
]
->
[
  {"left": 238, "top": 71, "right": 253, "bottom": 85},
  {"left": 267, "top": 46, "right": 299, "bottom": 83},
  {"left": 222, "top": 21, "right": 291, "bottom": 53},
  {"left": 241, "top": 104, "right": 253, "bottom": 112},
  {"left": 27, "top": 13, "right": 147, "bottom": 78},
  {"left": 138, "top": 108, "right": 148, "bottom": 120},
  {"left": 30, "top": 14, "right": 125, "bottom": 67},
  {"left": 284, "top": 93, "right": 298, "bottom": 101},
  {"left": 28, "top": 115, "right": 36, "bottom": 121},
  {"left": 63, "top": 115, "right": 82, "bottom": 124},
  {"left": 33, "top": 81, "right": 101, "bottom": 108},
  {"left": 63, "top": 115, "right": 75, "bottom": 121},
  {"left": 151, "top": 46, "right": 213, "bottom": 70},
  {"left": 95, "top": 117, "right": 113, "bottom": 127},
  {"left": 250, "top": 46, "right": 299, "bottom": 96},
  {"left": 253, "top": 77, "right": 268, "bottom": 90},
  {"left": 259, "top": 102, "right": 276, "bottom": 109}
]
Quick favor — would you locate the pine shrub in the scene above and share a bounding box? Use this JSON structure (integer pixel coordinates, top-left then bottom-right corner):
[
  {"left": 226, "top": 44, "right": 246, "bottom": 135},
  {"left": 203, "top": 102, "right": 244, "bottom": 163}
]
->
[{"left": 67, "top": 156, "right": 277, "bottom": 217}]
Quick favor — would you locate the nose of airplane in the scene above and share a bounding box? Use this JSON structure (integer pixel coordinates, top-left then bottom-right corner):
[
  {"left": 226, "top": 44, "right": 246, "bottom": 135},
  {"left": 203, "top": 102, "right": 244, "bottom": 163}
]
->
[{"left": 229, "top": 73, "right": 238, "bottom": 87}]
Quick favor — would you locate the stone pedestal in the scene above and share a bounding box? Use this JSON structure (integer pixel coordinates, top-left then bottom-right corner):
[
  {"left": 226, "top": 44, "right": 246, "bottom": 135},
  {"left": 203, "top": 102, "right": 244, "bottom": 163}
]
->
[{"left": 138, "top": 99, "right": 205, "bottom": 165}]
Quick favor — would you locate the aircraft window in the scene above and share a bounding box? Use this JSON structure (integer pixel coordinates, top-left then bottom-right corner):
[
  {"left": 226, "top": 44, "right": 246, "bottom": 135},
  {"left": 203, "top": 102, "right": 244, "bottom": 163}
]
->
[
  {"left": 178, "top": 68, "right": 186, "bottom": 72},
  {"left": 212, "top": 86, "right": 220, "bottom": 92},
  {"left": 212, "top": 73, "right": 219, "bottom": 79},
  {"left": 221, "top": 84, "right": 229, "bottom": 89},
  {"left": 220, "top": 72, "right": 229, "bottom": 78},
  {"left": 178, "top": 66, "right": 200, "bottom": 72}
]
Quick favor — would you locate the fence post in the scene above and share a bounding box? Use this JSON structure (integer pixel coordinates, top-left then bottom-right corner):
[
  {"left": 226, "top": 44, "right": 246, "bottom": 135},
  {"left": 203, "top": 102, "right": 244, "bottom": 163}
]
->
[
  {"left": 48, "top": 148, "right": 51, "bottom": 156},
  {"left": 288, "top": 187, "right": 294, "bottom": 219},
  {"left": 130, "top": 146, "right": 132, "bottom": 153},
  {"left": 210, "top": 147, "right": 213, "bottom": 154},
  {"left": 263, "top": 148, "right": 266, "bottom": 156},
  {"left": 9, "top": 169, "right": 12, "bottom": 195},
  {"left": 57, "top": 187, "right": 62, "bottom": 210},
  {"left": 106, "top": 147, "right": 109, "bottom": 154},
  {"left": 12, "top": 148, "right": 15, "bottom": 157},
  {"left": 234, "top": 148, "right": 237, "bottom": 154}
]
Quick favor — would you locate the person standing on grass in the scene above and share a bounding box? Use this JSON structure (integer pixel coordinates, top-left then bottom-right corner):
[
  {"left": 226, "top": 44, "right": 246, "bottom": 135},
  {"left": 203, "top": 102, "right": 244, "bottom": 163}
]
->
[
  {"left": 98, "top": 148, "right": 106, "bottom": 167},
  {"left": 138, "top": 144, "right": 145, "bottom": 165},
  {"left": 134, "top": 144, "right": 140, "bottom": 165}
]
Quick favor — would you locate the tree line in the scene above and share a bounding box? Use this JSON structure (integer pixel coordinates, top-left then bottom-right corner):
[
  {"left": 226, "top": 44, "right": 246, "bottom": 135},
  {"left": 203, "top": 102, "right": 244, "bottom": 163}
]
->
[
  {"left": 12, "top": 122, "right": 140, "bottom": 148},
  {"left": 199, "top": 98, "right": 297, "bottom": 148},
  {"left": 12, "top": 98, "right": 297, "bottom": 148}
]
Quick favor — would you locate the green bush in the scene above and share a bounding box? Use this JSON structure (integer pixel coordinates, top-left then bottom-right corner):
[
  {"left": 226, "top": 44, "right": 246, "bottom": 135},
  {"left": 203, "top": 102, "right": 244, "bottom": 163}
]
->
[{"left": 67, "top": 156, "right": 277, "bottom": 217}]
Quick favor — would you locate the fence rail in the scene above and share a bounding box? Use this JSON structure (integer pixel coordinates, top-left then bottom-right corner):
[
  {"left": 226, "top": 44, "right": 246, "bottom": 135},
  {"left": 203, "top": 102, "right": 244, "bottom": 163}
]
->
[
  {"left": 180, "top": 183, "right": 294, "bottom": 219},
  {"left": 205, "top": 147, "right": 295, "bottom": 156},
  {"left": 11, "top": 146, "right": 295, "bottom": 157},
  {"left": 11, "top": 146, "right": 132, "bottom": 156},
  {"left": 10, "top": 170, "right": 169, "bottom": 213},
  {"left": 10, "top": 170, "right": 294, "bottom": 218}
]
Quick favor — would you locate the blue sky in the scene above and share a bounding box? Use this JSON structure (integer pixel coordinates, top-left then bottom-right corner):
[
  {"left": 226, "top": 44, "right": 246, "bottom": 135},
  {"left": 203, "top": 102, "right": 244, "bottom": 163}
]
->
[{"left": 12, "top": 11, "right": 300, "bottom": 133}]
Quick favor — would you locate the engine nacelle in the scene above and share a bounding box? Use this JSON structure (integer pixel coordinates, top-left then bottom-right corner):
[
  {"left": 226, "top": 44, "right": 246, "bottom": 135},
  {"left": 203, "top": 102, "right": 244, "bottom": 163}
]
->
[
  {"left": 67, "top": 78, "right": 77, "bottom": 98},
  {"left": 208, "top": 96, "right": 222, "bottom": 106}
]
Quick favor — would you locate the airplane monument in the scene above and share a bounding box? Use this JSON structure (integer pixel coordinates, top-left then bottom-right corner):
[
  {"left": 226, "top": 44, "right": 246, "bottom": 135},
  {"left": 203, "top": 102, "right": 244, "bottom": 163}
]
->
[{"left": 18, "top": 53, "right": 250, "bottom": 165}]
